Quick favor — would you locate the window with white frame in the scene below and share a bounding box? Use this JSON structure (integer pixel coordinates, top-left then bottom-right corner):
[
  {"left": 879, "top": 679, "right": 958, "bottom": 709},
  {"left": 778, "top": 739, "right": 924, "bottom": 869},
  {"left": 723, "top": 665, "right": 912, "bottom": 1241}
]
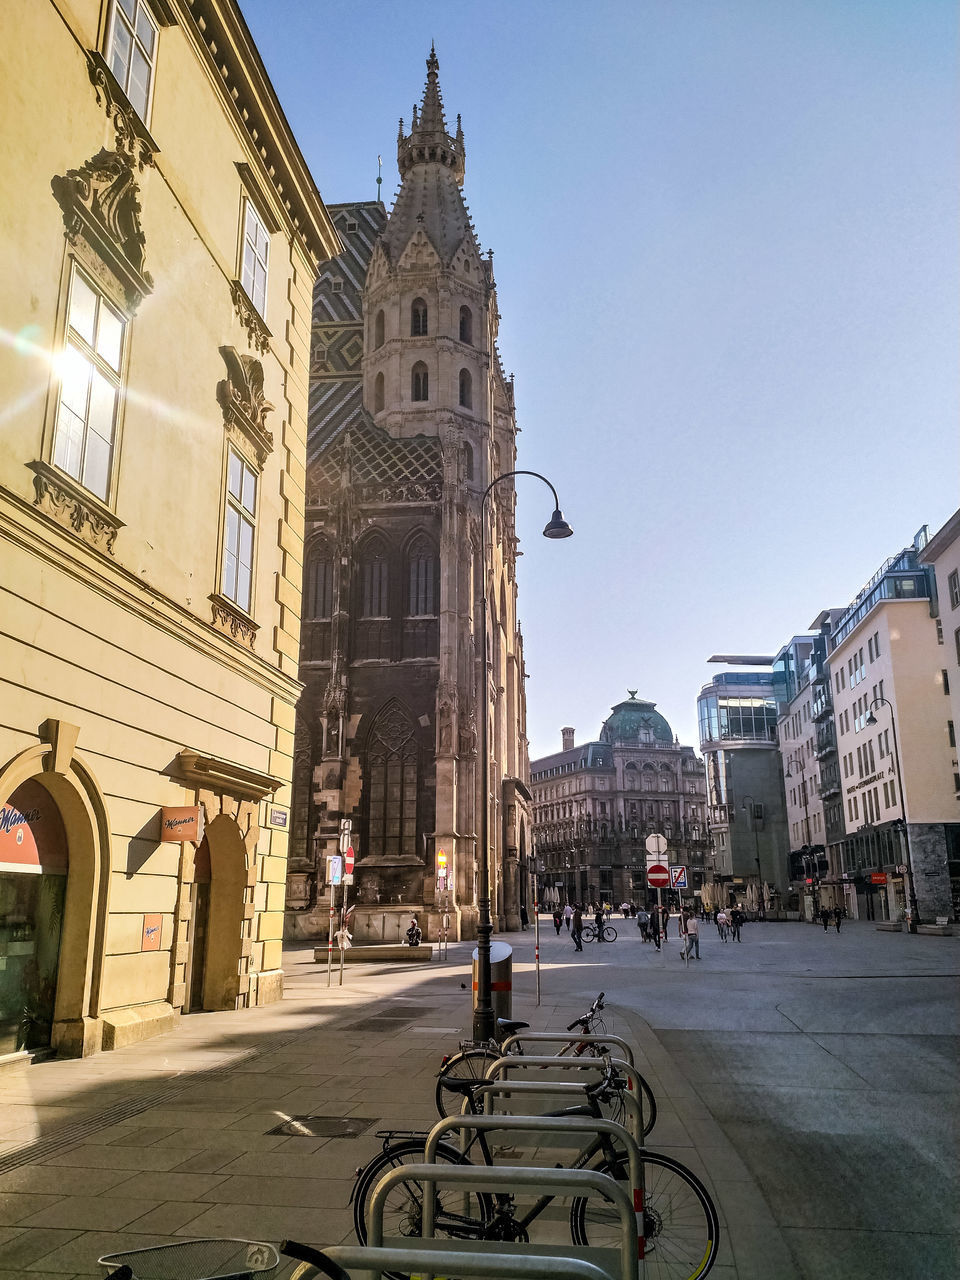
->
[
  {"left": 241, "top": 199, "right": 270, "bottom": 317},
  {"left": 221, "top": 449, "right": 257, "bottom": 612},
  {"left": 108, "top": 0, "right": 159, "bottom": 122},
  {"left": 54, "top": 266, "right": 125, "bottom": 502}
]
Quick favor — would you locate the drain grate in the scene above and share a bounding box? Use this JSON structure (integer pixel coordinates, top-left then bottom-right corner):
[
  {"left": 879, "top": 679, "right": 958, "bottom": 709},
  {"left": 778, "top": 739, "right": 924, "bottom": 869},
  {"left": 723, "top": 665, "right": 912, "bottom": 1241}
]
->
[{"left": 266, "top": 1114, "right": 378, "bottom": 1138}]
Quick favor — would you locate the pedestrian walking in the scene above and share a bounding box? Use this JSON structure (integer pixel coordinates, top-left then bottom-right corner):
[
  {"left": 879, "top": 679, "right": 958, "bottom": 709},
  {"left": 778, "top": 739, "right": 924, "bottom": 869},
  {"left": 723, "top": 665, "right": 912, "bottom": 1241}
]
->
[
  {"left": 649, "top": 905, "right": 661, "bottom": 950},
  {"left": 553, "top": 908, "right": 563, "bottom": 935},
  {"left": 716, "top": 908, "right": 729, "bottom": 941},
  {"left": 819, "top": 906, "right": 831, "bottom": 932},
  {"left": 660, "top": 907, "right": 670, "bottom": 943},
  {"left": 636, "top": 907, "right": 650, "bottom": 941},
  {"left": 683, "top": 911, "right": 701, "bottom": 960},
  {"left": 519, "top": 903, "right": 529, "bottom": 930},
  {"left": 833, "top": 905, "right": 843, "bottom": 933},
  {"left": 571, "top": 905, "right": 583, "bottom": 952},
  {"left": 563, "top": 902, "right": 573, "bottom": 931},
  {"left": 730, "top": 907, "right": 744, "bottom": 942}
]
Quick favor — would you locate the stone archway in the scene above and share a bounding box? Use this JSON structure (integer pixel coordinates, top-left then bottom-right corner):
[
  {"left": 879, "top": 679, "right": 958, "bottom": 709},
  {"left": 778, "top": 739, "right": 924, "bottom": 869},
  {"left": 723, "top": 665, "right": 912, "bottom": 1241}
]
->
[{"left": 0, "top": 725, "right": 111, "bottom": 1057}]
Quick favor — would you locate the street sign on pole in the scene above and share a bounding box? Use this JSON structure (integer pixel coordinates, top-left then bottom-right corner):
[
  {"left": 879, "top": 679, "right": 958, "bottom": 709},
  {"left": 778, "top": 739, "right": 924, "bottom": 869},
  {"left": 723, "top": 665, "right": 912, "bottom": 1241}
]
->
[
  {"left": 645, "top": 833, "right": 668, "bottom": 858},
  {"left": 327, "top": 854, "right": 343, "bottom": 885},
  {"left": 670, "top": 865, "right": 688, "bottom": 889},
  {"left": 339, "top": 830, "right": 350, "bottom": 853},
  {"left": 344, "top": 845, "right": 355, "bottom": 876},
  {"left": 340, "top": 818, "right": 352, "bottom": 834},
  {"left": 647, "top": 863, "right": 669, "bottom": 888}
]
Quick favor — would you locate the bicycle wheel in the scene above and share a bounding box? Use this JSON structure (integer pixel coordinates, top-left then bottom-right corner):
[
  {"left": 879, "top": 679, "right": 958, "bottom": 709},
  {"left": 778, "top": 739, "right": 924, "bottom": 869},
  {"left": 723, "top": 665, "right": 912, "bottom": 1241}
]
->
[
  {"left": 602, "top": 925, "right": 618, "bottom": 942},
  {"left": 353, "top": 1140, "right": 494, "bottom": 1280},
  {"left": 435, "top": 1046, "right": 499, "bottom": 1117},
  {"left": 570, "top": 1151, "right": 719, "bottom": 1279},
  {"left": 580, "top": 924, "right": 597, "bottom": 942}
]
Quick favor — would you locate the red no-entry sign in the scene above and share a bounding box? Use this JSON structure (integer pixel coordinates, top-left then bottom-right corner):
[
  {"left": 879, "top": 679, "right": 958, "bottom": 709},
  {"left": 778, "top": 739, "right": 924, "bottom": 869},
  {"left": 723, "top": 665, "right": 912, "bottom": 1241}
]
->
[
  {"left": 344, "top": 846, "right": 355, "bottom": 875},
  {"left": 647, "top": 863, "right": 669, "bottom": 888}
]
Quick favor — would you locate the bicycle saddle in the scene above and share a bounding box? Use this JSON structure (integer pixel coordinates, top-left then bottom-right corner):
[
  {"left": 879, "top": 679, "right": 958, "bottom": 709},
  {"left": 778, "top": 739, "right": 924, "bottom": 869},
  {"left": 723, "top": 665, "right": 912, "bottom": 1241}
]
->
[
  {"left": 442, "top": 1076, "right": 483, "bottom": 1096},
  {"left": 497, "top": 1017, "right": 530, "bottom": 1033}
]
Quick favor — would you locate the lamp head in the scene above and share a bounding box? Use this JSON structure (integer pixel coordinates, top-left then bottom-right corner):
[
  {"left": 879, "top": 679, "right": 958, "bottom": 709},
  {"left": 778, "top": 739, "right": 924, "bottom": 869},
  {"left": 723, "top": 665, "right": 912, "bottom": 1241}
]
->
[
  {"left": 866, "top": 711, "right": 878, "bottom": 726},
  {"left": 785, "top": 766, "right": 792, "bottom": 778},
  {"left": 542, "top": 509, "right": 574, "bottom": 539}
]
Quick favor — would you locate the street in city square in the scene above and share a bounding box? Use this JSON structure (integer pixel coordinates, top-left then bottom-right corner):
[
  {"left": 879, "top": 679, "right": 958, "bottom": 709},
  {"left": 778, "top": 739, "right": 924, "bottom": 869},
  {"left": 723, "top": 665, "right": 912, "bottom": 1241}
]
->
[{"left": 0, "top": 921, "right": 956, "bottom": 1278}]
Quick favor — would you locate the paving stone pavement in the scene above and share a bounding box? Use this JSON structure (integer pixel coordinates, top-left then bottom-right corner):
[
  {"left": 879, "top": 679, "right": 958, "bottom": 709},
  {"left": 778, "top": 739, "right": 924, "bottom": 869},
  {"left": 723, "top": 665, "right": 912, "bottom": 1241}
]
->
[{"left": 0, "top": 935, "right": 777, "bottom": 1278}]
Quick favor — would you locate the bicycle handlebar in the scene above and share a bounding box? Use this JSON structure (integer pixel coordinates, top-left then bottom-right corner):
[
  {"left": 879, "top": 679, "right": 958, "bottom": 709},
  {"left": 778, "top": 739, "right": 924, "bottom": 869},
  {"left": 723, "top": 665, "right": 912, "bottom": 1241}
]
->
[{"left": 567, "top": 992, "right": 605, "bottom": 1031}]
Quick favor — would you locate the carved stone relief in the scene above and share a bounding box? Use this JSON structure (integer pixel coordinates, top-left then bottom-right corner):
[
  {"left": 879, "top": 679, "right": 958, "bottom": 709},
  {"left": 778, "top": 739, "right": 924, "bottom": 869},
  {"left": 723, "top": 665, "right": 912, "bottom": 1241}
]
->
[
  {"left": 86, "top": 52, "right": 158, "bottom": 170},
  {"left": 28, "top": 460, "right": 123, "bottom": 555},
  {"left": 209, "top": 595, "right": 258, "bottom": 648},
  {"left": 51, "top": 148, "right": 153, "bottom": 312},
  {"left": 229, "top": 281, "right": 271, "bottom": 355}
]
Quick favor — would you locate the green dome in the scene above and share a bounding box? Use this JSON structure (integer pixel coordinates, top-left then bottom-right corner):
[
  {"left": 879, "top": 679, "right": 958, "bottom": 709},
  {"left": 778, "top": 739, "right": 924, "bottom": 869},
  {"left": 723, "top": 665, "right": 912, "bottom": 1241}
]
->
[{"left": 599, "top": 691, "right": 673, "bottom": 745}]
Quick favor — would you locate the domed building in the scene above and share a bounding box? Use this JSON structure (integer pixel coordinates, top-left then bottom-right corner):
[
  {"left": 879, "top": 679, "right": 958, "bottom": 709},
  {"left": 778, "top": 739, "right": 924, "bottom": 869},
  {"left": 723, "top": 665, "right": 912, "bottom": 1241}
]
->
[{"left": 530, "top": 693, "right": 710, "bottom": 909}]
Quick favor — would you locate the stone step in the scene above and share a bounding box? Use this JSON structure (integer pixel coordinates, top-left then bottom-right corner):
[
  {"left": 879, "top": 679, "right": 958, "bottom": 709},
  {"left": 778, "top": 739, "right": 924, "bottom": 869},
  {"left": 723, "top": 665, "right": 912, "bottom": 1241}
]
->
[{"left": 313, "top": 943, "right": 434, "bottom": 963}]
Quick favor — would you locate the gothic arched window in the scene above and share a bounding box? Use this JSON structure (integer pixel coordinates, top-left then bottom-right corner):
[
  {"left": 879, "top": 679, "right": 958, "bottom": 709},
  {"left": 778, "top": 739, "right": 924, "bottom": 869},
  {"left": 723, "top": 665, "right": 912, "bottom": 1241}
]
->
[
  {"left": 411, "top": 362, "right": 429, "bottom": 402},
  {"left": 365, "top": 702, "right": 419, "bottom": 858},
  {"left": 374, "top": 371, "right": 384, "bottom": 413},
  {"left": 411, "top": 298, "right": 428, "bottom": 336},
  {"left": 405, "top": 533, "right": 437, "bottom": 616},
  {"left": 359, "top": 536, "right": 389, "bottom": 617},
  {"left": 459, "top": 305, "right": 473, "bottom": 344},
  {"left": 304, "top": 543, "right": 333, "bottom": 618},
  {"left": 458, "top": 368, "right": 472, "bottom": 409},
  {"left": 374, "top": 310, "right": 385, "bottom": 348}
]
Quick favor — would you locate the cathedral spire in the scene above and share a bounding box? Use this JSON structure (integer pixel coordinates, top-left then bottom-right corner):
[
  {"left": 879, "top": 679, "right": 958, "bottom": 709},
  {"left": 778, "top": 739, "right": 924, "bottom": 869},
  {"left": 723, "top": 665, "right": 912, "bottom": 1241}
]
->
[{"left": 397, "top": 46, "right": 465, "bottom": 184}]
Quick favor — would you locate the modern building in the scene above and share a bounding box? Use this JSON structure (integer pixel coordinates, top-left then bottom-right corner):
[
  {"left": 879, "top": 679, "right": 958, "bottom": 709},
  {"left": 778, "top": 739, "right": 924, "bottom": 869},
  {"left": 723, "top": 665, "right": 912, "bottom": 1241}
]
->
[
  {"left": 697, "top": 663, "right": 790, "bottom": 909},
  {"left": 827, "top": 528, "right": 957, "bottom": 923},
  {"left": 530, "top": 693, "right": 709, "bottom": 910},
  {"left": 0, "top": 0, "right": 339, "bottom": 1056},
  {"left": 285, "top": 50, "right": 533, "bottom": 943}
]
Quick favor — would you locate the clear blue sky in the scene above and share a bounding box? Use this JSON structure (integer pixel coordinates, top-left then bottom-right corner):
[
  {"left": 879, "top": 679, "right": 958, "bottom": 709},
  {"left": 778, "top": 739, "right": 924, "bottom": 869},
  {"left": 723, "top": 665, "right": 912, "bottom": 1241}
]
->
[{"left": 241, "top": 0, "right": 958, "bottom": 758}]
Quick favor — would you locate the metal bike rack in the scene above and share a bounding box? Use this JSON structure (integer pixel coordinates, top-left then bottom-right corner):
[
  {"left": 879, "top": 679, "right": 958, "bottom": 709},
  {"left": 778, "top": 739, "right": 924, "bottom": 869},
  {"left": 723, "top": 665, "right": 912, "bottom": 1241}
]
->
[
  {"left": 424, "top": 1112, "right": 643, "bottom": 1237},
  {"left": 320, "top": 1243, "right": 616, "bottom": 1280},
  {"left": 482, "top": 1054, "right": 649, "bottom": 1138},
  {"left": 471, "top": 1077, "right": 644, "bottom": 1145},
  {"left": 499, "top": 1031, "right": 636, "bottom": 1066},
  {"left": 368, "top": 1161, "right": 638, "bottom": 1280}
]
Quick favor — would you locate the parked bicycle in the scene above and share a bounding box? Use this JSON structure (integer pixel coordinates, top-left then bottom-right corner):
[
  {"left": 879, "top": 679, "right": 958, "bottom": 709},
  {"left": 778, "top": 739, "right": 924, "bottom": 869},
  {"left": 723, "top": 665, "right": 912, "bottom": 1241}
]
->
[
  {"left": 435, "top": 993, "right": 656, "bottom": 1135},
  {"left": 353, "top": 1060, "right": 719, "bottom": 1280}
]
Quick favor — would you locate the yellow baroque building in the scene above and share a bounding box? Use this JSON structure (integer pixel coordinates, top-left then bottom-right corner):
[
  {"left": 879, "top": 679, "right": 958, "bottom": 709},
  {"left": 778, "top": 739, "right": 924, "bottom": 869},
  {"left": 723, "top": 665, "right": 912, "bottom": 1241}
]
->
[{"left": 0, "top": 0, "right": 340, "bottom": 1057}]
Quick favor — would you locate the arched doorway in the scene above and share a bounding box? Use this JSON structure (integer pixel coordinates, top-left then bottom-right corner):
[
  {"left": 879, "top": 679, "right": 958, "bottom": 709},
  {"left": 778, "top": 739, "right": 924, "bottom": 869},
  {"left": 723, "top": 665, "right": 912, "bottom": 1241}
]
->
[
  {"left": 182, "top": 814, "right": 248, "bottom": 1012},
  {"left": 0, "top": 780, "right": 69, "bottom": 1054}
]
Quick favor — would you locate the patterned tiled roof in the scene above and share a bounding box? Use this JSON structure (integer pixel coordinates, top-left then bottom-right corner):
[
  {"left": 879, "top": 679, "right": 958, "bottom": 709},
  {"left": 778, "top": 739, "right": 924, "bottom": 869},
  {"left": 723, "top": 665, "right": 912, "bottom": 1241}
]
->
[{"left": 307, "top": 414, "right": 443, "bottom": 504}]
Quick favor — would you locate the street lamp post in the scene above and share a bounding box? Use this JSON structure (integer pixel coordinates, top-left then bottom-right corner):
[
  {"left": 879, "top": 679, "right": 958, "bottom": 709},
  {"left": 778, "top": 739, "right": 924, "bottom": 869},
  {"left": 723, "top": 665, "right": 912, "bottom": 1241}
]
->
[
  {"left": 473, "top": 470, "right": 572, "bottom": 1042},
  {"left": 866, "top": 697, "right": 920, "bottom": 931},
  {"left": 740, "top": 794, "right": 764, "bottom": 910}
]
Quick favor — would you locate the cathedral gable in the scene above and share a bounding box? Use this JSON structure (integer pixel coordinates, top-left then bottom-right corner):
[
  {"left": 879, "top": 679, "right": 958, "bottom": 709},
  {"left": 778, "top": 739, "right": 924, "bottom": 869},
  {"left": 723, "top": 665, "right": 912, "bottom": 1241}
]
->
[{"left": 396, "top": 226, "right": 442, "bottom": 273}]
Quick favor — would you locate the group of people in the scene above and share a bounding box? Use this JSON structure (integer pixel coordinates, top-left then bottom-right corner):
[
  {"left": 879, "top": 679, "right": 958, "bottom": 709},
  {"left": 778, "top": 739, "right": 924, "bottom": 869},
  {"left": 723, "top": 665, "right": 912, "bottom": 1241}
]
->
[
  {"left": 819, "top": 905, "right": 845, "bottom": 932},
  {"left": 550, "top": 902, "right": 597, "bottom": 952},
  {"left": 714, "top": 906, "right": 745, "bottom": 942}
]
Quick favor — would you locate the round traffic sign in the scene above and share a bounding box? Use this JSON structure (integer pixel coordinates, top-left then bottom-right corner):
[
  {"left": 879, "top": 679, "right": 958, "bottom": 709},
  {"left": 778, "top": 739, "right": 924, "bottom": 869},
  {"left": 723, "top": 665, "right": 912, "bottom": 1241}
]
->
[
  {"left": 647, "top": 863, "right": 669, "bottom": 888},
  {"left": 645, "top": 833, "right": 668, "bottom": 856},
  {"left": 344, "top": 845, "right": 355, "bottom": 875}
]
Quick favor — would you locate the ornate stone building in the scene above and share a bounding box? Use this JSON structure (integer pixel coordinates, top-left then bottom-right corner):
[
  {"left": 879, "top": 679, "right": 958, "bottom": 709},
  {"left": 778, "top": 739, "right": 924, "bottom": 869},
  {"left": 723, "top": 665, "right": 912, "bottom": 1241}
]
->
[
  {"left": 285, "top": 49, "right": 532, "bottom": 943},
  {"left": 530, "top": 695, "right": 710, "bottom": 909},
  {"left": 0, "top": 0, "right": 338, "bottom": 1056}
]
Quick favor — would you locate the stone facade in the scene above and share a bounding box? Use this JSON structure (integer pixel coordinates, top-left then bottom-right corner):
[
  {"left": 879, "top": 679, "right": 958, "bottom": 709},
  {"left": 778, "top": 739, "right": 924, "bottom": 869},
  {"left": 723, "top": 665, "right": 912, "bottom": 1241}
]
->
[
  {"left": 286, "top": 50, "right": 531, "bottom": 943},
  {"left": 0, "top": 0, "right": 338, "bottom": 1056},
  {"left": 531, "top": 695, "right": 709, "bottom": 910}
]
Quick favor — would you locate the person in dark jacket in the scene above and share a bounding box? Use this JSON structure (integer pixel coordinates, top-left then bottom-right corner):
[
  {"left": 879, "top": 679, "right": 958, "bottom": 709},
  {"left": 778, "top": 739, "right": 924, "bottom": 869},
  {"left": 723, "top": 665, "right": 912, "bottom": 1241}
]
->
[
  {"left": 553, "top": 909, "right": 563, "bottom": 935},
  {"left": 571, "top": 905, "right": 584, "bottom": 951}
]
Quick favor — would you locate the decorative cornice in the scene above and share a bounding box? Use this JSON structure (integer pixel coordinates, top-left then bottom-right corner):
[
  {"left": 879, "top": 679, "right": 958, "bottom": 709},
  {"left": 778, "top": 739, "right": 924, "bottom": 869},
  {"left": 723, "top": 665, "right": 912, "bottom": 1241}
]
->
[
  {"left": 28, "top": 460, "right": 124, "bottom": 555},
  {"left": 230, "top": 280, "right": 272, "bottom": 354},
  {"left": 209, "top": 593, "right": 259, "bottom": 649},
  {"left": 216, "top": 345, "right": 274, "bottom": 467},
  {"left": 85, "top": 52, "right": 160, "bottom": 170},
  {"left": 51, "top": 148, "right": 153, "bottom": 313},
  {"left": 171, "top": 749, "right": 283, "bottom": 802}
]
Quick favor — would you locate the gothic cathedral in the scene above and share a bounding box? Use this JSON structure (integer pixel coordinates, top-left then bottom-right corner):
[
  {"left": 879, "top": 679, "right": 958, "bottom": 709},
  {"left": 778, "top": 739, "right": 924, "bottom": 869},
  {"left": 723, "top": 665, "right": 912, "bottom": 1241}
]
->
[{"left": 285, "top": 49, "right": 533, "bottom": 943}]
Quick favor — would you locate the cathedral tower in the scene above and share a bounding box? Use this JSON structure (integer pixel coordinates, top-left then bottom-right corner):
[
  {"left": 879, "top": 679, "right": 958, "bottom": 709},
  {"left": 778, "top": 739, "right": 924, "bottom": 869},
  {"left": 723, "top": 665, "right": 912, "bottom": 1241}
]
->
[{"left": 286, "top": 50, "right": 531, "bottom": 943}]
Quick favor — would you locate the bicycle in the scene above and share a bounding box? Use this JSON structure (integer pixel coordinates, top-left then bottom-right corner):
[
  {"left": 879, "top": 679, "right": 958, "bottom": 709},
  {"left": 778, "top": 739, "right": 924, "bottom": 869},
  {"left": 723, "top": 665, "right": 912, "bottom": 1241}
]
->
[
  {"left": 353, "top": 1063, "right": 719, "bottom": 1280},
  {"left": 435, "top": 993, "right": 656, "bottom": 1135},
  {"left": 581, "top": 922, "right": 618, "bottom": 943},
  {"left": 98, "top": 1236, "right": 351, "bottom": 1279}
]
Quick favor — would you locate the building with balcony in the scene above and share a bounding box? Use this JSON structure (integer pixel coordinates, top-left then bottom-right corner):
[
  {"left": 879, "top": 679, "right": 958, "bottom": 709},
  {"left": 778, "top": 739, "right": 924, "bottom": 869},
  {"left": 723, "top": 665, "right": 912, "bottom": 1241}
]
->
[
  {"left": 697, "top": 664, "right": 790, "bottom": 909},
  {"left": 828, "top": 528, "right": 957, "bottom": 923},
  {"left": 530, "top": 694, "right": 708, "bottom": 910}
]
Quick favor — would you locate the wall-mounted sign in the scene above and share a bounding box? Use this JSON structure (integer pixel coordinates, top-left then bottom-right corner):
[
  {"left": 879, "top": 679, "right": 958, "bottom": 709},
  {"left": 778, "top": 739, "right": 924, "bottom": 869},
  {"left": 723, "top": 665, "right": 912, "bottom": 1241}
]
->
[
  {"left": 870, "top": 873, "right": 888, "bottom": 885},
  {"left": 0, "top": 780, "right": 68, "bottom": 875},
  {"left": 142, "top": 913, "right": 162, "bottom": 951},
  {"left": 266, "top": 805, "right": 289, "bottom": 831},
  {"left": 159, "top": 806, "right": 203, "bottom": 843}
]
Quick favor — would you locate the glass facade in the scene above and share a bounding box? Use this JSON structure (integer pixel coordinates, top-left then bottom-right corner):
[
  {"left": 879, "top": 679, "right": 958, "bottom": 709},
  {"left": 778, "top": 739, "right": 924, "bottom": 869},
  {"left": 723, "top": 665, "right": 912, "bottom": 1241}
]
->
[{"left": 698, "top": 691, "right": 778, "bottom": 745}]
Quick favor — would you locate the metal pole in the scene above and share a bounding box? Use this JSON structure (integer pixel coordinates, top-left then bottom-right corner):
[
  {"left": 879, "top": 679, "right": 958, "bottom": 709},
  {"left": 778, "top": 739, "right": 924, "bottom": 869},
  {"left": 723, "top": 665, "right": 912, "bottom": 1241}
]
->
[
  {"left": 338, "top": 879, "right": 349, "bottom": 986},
  {"left": 473, "top": 470, "right": 571, "bottom": 1043},
  {"left": 886, "top": 706, "right": 920, "bottom": 929},
  {"left": 534, "top": 886, "right": 541, "bottom": 1006},
  {"left": 326, "top": 876, "right": 335, "bottom": 987}
]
